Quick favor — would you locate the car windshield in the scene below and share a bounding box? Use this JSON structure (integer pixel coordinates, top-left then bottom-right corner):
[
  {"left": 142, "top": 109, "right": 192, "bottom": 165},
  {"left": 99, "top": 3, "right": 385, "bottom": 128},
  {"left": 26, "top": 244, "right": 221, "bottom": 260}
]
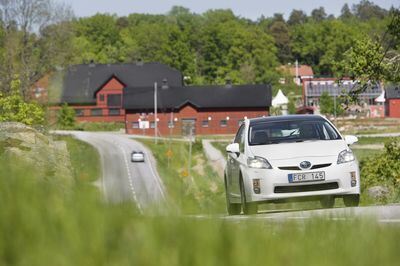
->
[{"left": 248, "top": 119, "right": 341, "bottom": 145}]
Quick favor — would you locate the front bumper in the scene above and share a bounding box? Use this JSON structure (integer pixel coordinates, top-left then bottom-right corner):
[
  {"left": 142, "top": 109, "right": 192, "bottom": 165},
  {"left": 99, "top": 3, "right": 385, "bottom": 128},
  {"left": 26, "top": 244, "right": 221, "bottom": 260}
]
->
[{"left": 241, "top": 161, "right": 360, "bottom": 203}]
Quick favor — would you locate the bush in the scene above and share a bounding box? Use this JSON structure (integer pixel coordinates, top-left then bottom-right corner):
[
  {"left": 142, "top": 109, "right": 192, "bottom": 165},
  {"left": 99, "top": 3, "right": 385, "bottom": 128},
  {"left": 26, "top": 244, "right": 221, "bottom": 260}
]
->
[
  {"left": 0, "top": 79, "right": 44, "bottom": 125},
  {"left": 360, "top": 138, "right": 400, "bottom": 201},
  {"left": 57, "top": 103, "right": 76, "bottom": 129}
]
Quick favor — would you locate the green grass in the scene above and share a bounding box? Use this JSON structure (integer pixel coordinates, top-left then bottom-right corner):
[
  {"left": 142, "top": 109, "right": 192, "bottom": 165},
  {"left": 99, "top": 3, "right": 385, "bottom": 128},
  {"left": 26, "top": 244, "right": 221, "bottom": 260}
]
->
[
  {"left": 353, "top": 149, "right": 383, "bottom": 161},
  {"left": 211, "top": 141, "right": 230, "bottom": 156},
  {"left": 55, "top": 135, "right": 101, "bottom": 183},
  {"left": 2, "top": 136, "right": 400, "bottom": 265},
  {"left": 139, "top": 139, "right": 225, "bottom": 214},
  {"left": 356, "top": 137, "right": 400, "bottom": 145},
  {"left": 74, "top": 122, "right": 125, "bottom": 132},
  {"left": 1, "top": 159, "right": 400, "bottom": 266}
]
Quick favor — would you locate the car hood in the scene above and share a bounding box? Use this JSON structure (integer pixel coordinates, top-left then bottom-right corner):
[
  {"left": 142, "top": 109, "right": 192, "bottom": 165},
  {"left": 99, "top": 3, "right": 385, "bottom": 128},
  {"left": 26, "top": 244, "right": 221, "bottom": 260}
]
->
[{"left": 248, "top": 140, "right": 348, "bottom": 161}]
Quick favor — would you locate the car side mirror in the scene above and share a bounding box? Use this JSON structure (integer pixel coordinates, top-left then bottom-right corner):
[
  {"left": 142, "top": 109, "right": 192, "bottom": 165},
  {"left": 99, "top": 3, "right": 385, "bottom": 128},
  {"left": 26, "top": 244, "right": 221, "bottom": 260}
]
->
[
  {"left": 344, "top": 135, "right": 358, "bottom": 145},
  {"left": 226, "top": 143, "right": 240, "bottom": 157}
]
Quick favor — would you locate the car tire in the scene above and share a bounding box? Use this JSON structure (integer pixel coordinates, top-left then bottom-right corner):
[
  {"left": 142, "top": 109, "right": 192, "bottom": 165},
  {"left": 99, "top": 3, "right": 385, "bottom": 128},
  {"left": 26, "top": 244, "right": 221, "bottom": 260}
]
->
[
  {"left": 224, "top": 176, "right": 241, "bottom": 215},
  {"left": 240, "top": 177, "right": 257, "bottom": 215},
  {"left": 343, "top": 194, "right": 360, "bottom": 207},
  {"left": 320, "top": 196, "right": 335, "bottom": 208}
]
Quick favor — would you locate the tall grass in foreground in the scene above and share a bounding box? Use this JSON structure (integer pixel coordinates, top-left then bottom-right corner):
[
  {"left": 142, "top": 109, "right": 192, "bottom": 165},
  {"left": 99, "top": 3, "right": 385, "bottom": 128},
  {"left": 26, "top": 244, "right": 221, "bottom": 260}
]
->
[
  {"left": 140, "top": 139, "right": 226, "bottom": 214},
  {"left": 1, "top": 154, "right": 400, "bottom": 265}
]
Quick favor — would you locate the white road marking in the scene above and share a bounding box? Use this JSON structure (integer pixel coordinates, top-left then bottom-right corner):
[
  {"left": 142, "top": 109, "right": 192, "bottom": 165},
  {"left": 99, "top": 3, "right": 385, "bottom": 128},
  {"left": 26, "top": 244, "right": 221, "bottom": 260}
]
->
[{"left": 112, "top": 139, "right": 143, "bottom": 213}]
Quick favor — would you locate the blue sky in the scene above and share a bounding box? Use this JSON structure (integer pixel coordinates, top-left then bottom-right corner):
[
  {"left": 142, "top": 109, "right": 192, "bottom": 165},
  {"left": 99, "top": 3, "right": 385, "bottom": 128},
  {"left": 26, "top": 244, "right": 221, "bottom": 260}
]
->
[{"left": 66, "top": 0, "right": 398, "bottom": 19}]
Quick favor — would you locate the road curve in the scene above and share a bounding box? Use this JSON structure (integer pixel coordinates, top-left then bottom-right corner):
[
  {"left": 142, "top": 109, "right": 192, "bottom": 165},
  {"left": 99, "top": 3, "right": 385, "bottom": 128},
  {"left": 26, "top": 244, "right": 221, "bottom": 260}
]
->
[{"left": 56, "top": 131, "right": 166, "bottom": 211}]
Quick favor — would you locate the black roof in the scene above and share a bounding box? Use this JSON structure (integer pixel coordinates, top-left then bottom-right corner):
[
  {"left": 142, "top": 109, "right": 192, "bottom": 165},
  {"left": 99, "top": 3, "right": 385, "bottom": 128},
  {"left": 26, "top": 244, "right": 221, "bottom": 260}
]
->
[
  {"left": 123, "top": 84, "right": 272, "bottom": 110},
  {"left": 386, "top": 86, "right": 400, "bottom": 99},
  {"left": 61, "top": 63, "right": 183, "bottom": 104},
  {"left": 249, "top": 115, "right": 326, "bottom": 125}
]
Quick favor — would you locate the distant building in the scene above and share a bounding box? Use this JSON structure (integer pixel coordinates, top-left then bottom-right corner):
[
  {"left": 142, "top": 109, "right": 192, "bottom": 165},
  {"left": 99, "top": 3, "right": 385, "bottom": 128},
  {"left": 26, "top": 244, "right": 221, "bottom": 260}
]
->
[
  {"left": 279, "top": 63, "right": 314, "bottom": 85},
  {"left": 302, "top": 78, "right": 383, "bottom": 117},
  {"left": 386, "top": 85, "right": 400, "bottom": 118},
  {"left": 48, "top": 62, "right": 272, "bottom": 135}
]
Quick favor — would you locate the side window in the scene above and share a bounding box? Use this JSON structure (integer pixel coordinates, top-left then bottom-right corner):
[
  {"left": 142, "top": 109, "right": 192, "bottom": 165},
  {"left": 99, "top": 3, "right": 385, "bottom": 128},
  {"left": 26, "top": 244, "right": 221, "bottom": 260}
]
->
[
  {"left": 234, "top": 125, "right": 245, "bottom": 153},
  {"left": 234, "top": 125, "right": 244, "bottom": 143}
]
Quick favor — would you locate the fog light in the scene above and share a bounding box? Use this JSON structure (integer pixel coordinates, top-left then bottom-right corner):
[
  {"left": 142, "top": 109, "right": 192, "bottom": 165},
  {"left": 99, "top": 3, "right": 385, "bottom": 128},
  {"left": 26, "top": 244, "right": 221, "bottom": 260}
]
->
[
  {"left": 253, "top": 179, "right": 261, "bottom": 194},
  {"left": 350, "top": 172, "right": 357, "bottom": 187}
]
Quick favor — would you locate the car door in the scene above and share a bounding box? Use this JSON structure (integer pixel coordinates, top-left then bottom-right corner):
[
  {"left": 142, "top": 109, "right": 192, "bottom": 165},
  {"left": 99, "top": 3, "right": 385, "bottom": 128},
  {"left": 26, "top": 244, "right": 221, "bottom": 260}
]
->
[{"left": 228, "top": 125, "right": 245, "bottom": 196}]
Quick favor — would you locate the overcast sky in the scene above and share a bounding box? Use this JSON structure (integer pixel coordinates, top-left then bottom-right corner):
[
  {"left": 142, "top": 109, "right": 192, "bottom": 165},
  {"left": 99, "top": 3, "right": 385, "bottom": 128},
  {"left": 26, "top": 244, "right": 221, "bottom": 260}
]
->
[{"left": 65, "top": 0, "right": 398, "bottom": 20}]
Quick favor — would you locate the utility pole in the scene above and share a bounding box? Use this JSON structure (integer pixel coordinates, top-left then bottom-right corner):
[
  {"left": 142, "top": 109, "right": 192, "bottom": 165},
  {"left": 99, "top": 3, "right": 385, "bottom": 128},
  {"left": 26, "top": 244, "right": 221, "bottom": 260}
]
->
[
  {"left": 295, "top": 59, "right": 299, "bottom": 85},
  {"left": 187, "top": 126, "right": 193, "bottom": 179},
  {"left": 334, "top": 87, "right": 337, "bottom": 121},
  {"left": 154, "top": 82, "right": 158, "bottom": 144}
]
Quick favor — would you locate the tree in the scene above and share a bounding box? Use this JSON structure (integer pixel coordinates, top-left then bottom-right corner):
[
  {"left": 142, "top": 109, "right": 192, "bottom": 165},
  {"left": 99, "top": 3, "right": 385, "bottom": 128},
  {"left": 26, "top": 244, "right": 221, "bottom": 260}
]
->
[
  {"left": 0, "top": 0, "right": 74, "bottom": 99},
  {"left": 336, "top": 8, "right": 400, "bottom": 101},
  {"left": 57, "top": 103, "right": 75, "bottom": 129},
  {"left": 268, "top": 13, "right": 291, "bottom": 63},
  {"left": 319, "top": 92, "right": 334, "bottom": 115},
  {"left": 0, "top": 78, "right": 44, "bottom": 125},
  {"left": 352, "top": 0, "right": 388, "bottom": 21},
  {"left": 287, "top": 9, "right": 307, "bottom": 26},
  {"left": 311, "top": 7, "right": 327, "bottom": 22},
  {"left": 340, "top": 4, "right": 353, "bottom": 20}
]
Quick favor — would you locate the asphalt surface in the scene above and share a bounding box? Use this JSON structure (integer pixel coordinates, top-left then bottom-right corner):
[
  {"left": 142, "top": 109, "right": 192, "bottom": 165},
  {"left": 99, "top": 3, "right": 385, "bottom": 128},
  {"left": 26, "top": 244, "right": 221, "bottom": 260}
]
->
[
  {"left": 58, "top": 131, "right": 166, "bottom": 212},
  {"left": 221, "top": 205, "right": 400, "bottom": 223}
]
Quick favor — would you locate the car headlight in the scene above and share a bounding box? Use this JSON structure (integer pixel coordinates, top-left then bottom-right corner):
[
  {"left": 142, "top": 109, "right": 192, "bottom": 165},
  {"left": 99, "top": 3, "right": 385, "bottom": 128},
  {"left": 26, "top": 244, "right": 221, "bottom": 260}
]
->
[
  {"left": 337, "top": 149, "right": 355, "bottom": 164},
  {"left": 247, "top": 156, "right": 272, "bottom": 169}
]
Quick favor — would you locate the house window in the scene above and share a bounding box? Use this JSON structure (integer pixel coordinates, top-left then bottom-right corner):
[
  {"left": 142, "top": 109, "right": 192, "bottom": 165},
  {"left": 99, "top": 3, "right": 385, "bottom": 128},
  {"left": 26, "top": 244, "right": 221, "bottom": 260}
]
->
[
  {"left": 150, "top": 122, "right": 155, "bottom": 128},
  {"left": 99, "top": 94, "right": 105, "bottom": 101},
  {"left": 168, "top": 121, "right": 174, "bottom": 128},
  {"left": 75, "top": 109, "right": 84, "bottom": 117},
  {"left": 91, "top": 109, "right": 102, "bottom": 116},
  {"left": 202, "top": 120, "right": 209, "bottom": 127},
  {"left": 132, "top": 122, "right": 139, "bottom": 129},
  {"left": 109, "top": 109, "right": 120, "bottom": 116},
  {"left": 220, "top": 120, "right": 228, "bottom": 127},
  {"left": 107, "top": 94, "right": 122, "bottom": 107}
]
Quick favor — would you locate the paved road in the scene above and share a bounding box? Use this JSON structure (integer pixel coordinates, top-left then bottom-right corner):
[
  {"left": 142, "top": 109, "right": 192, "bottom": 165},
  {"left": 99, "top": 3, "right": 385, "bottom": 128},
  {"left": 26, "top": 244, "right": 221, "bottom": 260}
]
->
[
  {"left": 57, "top": 131, "right": 166, "bottom": 212},
  {"left": 188, "top": 205, "right": 400, "bottom": 223}
]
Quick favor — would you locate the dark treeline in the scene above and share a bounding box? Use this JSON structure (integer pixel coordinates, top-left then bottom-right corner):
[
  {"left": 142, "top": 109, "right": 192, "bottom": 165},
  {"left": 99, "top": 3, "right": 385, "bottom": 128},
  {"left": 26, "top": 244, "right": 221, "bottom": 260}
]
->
[{"left": 0, "top": 0, "right": 397, "bottom": 98}]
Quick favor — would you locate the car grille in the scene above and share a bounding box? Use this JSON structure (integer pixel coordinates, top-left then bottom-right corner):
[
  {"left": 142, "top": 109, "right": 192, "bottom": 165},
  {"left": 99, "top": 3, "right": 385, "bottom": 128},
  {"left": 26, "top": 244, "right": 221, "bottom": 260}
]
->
[
  {"left": 274, "top": 182, "right": 339, "bottom": 193},
  {"left": 278, "top": 163, "right": 332, "bottom": 171}
]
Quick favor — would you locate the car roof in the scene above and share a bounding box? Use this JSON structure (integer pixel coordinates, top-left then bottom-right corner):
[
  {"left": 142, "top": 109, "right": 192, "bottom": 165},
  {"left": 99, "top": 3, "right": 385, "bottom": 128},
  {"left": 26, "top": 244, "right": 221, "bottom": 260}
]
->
[{"left": 249, "top": 115, "right": 326, "bottom": 125}]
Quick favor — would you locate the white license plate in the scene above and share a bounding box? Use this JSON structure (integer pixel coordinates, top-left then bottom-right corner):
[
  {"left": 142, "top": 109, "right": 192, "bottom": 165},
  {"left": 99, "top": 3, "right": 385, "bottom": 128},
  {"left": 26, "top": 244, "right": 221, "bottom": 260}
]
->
[{"left": 288, "top": 171, "right": 325, "bottom": 183}]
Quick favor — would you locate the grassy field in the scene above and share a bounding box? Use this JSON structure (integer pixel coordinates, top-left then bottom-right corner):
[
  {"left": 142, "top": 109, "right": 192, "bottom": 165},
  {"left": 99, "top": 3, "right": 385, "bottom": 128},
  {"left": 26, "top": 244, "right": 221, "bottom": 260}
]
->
[
  {"left": 139, "top": 139, "right": 225, "bottom": 214},
  {"left": 55, "top": 135, "right": 101, "bottom": 183},
  {"left": 1, "top": 158, "right": 400, "bottom": 265},
  {"left": 1, "top": 135, "right": 400, "bottom": 265}
]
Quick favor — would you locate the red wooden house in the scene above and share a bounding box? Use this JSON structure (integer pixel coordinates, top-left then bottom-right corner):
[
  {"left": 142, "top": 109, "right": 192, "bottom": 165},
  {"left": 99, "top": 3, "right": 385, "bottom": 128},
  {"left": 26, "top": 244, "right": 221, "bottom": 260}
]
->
[{"left": 57, "top": 62, "right": 272, "bottom": 135}]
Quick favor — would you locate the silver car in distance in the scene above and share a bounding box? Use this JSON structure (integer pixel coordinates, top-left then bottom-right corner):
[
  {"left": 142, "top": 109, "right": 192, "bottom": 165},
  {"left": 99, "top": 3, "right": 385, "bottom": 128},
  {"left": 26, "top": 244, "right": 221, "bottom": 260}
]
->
[{"left": 224, "top": 115, "right": 360, "bottom": 215}]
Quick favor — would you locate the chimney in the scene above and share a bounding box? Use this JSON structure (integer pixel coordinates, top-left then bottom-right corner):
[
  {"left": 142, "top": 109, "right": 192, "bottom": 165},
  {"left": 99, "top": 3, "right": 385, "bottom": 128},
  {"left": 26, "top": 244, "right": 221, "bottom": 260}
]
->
[
  {"left": 225, "top": 78, "right": 232, "bottom": 88},
  {"left": 89, "top": 59, "right": 96, "bottom": 68},
  {"left": 161, "top": 78, "right": 169, "bottom": 90},
  {"left": 136, "top": 58, "right": 144, "bottom": 66}
]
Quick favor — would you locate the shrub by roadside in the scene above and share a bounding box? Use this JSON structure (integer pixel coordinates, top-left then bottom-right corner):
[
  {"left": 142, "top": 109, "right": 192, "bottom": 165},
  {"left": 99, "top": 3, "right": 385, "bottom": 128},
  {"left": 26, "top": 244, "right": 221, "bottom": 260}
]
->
[{"left": 360, "top": 139, "right": 400, "bottom": 203}]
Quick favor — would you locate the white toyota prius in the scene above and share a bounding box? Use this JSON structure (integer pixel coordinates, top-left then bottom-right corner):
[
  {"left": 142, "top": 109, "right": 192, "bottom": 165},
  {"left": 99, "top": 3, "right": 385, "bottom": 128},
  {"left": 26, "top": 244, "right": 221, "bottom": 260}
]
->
[{"left": 224, "top": 115, "right": 360, "bottom": 215}]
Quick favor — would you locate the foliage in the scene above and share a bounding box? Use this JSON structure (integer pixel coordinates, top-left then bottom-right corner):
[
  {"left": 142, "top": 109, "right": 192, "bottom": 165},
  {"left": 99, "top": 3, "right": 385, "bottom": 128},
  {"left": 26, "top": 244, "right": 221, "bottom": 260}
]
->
[
  {"left": 336, "top": 8, "right": 400, "bottom": 101},
  {"left": 57, "top": 103, "right": 75, "bottom": 129},
  {"left": 287, "top": 96, "right": 297, "bottom": 114},
  {"left": 74, "top": 122, "right": 125, "bottom": 132},
  {"left": 319, "top": 91, "right": 344, "bottom": 116},
  {"left": 0, "top": 79, "right": 44, "bottom": 125},
  {"left": 55, "top": 135, "right": 101, "bottom": 183},
  {"left": 2, "top": 154, "right": 400, "bottom": 266},
  {"left": 140, "top": 139, "right": 225, "bottom": 214},
  {"left": 360, "top": 138, "right": 400, "bottom": 202}
]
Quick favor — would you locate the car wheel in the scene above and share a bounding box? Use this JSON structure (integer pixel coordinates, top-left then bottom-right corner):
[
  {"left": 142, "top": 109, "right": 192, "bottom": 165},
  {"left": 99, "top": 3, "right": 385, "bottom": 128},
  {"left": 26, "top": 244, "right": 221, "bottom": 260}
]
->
[
  {"left": 320, "top": 196, "right": 335, "bottom": 208},
  {"left": 343, "top": 194, "right": 360, "bottom": 207},
  {"left": 240, "top": 177, "right": 257, "bottom": 215},
  {"left": 224, "top": 176, "right": 241, "bottom": 215}
]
